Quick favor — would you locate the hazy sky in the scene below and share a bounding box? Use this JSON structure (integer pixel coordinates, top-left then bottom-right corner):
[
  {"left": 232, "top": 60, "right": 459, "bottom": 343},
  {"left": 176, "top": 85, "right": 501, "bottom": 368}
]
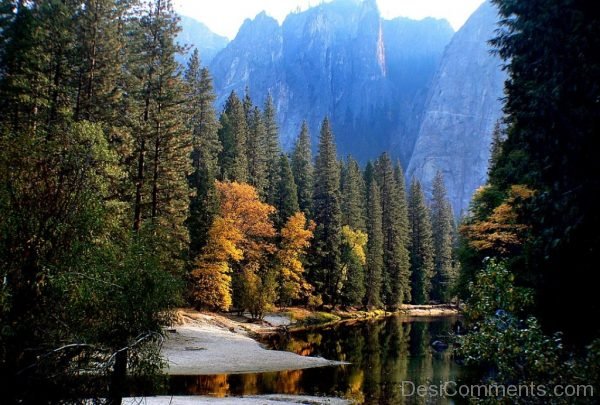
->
[{"left": 174, "top": 0, "right": 486, "bottom": 40}]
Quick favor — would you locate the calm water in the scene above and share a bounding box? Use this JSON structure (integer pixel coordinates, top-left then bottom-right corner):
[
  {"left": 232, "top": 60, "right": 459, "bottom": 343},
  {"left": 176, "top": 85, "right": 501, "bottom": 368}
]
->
[{"left": 167, "top": 316, "right": 465, "bottom": 404}]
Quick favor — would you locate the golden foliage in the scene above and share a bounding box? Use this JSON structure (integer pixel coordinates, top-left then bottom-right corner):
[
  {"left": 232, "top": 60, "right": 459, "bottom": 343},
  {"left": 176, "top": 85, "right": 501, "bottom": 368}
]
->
[
  {"left": 191, "top": 181, "right": 277, "bottom": 311},
  {"left": 461, "top": 185, "right": 534, "bottom": 255},
  {"left": 277, "top": 212, "right": 315, "bottom": 303},
  {"left": 216, "top": 181, "right": 276, "bottom": 261},
  {"left": 341, "top": 225, "right": 368, "bottom": 265}
]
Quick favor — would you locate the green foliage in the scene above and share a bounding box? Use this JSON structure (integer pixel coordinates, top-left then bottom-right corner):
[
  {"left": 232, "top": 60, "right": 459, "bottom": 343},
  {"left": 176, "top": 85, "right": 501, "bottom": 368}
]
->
[
  {"left": 218, "top": 91, "right": 249, "bottom": 182},
  {"left": 263, "top": 94, "right": 282, "bottom": 207},
  {"left": 340, "top": 226, "right": 368, "bottom": 307},
  {"left": 291, "top": 121, "right": 314, "bottom": 218},
  {"left": 185, "top": 50, "right": 222, "bottom": 257},
  {"left": 408, "top": 179, "right": 434, "bottom": 304},
  {"left": 311, "top": 118, "right": 342, "bottom": 304},
  {"left": 430, "top": 171, "right": 456, "bottom": 303},
  {"left": 275, "top": 154, "right": 300, "bottom": 228},
  {"left": 246, "top": 106, "right": 268, "bottom": 196},
  {"left": 375, "top": 153, "right": 410, "bottom": 309},
  {"left": 488, "top": 0, "right": 600, "bottom": 339},
  {"left": 456, "top": 260, "right": 600, "bottom": 403},
  {"left": 341, "top": 157, "right": 366, "bottom": 232},
  {"left": 365, "top": 171, "right": 383, "bottom": 309}
]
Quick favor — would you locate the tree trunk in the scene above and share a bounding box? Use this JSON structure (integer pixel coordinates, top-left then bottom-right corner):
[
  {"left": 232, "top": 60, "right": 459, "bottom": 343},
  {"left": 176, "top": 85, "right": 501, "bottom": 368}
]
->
[{"left": 108, "top": 348, "right": 128, "bottom": 405}]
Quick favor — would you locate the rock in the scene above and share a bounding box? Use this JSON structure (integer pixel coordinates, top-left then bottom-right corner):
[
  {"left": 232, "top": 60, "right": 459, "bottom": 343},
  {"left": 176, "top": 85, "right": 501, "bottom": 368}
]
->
[
  {"left": 207, "top": 0, "right": 453, "bottom": 159},
  {"left": 176, "top": 15, "right": 229, "bottom": 65},
  {"left": 406, "top": 1, "right": 506, "bottom": 216}
]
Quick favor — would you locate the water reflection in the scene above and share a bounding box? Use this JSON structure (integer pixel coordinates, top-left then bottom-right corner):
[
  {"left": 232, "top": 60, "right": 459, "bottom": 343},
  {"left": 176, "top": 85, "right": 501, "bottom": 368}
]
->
[{"left": 168, "top": 316, "right": 463, "bottom": 404}]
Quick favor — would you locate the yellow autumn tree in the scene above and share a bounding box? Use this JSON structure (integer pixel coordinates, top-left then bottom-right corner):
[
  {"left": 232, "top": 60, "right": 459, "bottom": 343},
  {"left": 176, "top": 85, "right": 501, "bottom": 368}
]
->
[
  {"left": 276, "top": 212, "right": 315, "bottom": 306},
  {"left": 191, "top": 181, "right": 276, "bottom": 312},
  {"left": 339, "top": 226, "right": 368, "bottom": 306},
  {"left": 461, "top": 185, "right": 534, "bottom": 255}
]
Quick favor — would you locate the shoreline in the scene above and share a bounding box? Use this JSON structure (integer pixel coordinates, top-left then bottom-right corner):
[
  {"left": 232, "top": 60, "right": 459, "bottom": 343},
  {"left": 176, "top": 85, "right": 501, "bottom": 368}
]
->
[
  {"left": 163, "top": 305, "right": 459, "bottom": 375},
  {"left": 163, "top": 310, "right": 346, "bottom": 376}
]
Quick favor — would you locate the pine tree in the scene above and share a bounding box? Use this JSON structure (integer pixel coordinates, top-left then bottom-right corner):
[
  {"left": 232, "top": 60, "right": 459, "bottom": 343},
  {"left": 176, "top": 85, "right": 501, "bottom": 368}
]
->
[
  {"left": 263, "top": 94, "right": 282, "bottom": 206},
  {"left": 393, "top": 162, "right": 412, "bottom": 304},
  {"left": 275, "top": 154, "right": 300, "bottom": 228},
  {"left": 365, "top": 166, "right": 384, "bottom": 309},
  {"left": 247, "top": 106, "right": 268, "bottom": 195},
  {"left": 312, "top": 117, "right": 343, "bottom": 304},
  {"left": 430, "top": 171, "right": 455, "bottom": 303},
  {"left": 408, "top": 179, "right": 434, "bottom": 304},
  {"left": 341, "top": 156, "right": 367, "bottom": 232},
  {"left": 374, "top": 153, "right": 410, "bottom": 309},
  {"left": 218, "top": 91, "right": 248, "bottom": 182},
  {"left": 72, "top": 0, "right": 130, "bottom": 124},
  {"left": 185, "top": 49, "right": 222, "bottom": 257},
  {"left": 291, "top": 121, "right": 314, "bottom": 218},
  {"left": 129, "top": 0, "right": 192, "bottom": 273}
]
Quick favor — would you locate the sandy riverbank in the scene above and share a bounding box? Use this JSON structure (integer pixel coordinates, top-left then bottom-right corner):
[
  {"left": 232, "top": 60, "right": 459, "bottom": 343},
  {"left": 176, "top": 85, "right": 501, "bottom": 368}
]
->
[{"left": 163, "top": 310, "right": 345, "bottom": 375}]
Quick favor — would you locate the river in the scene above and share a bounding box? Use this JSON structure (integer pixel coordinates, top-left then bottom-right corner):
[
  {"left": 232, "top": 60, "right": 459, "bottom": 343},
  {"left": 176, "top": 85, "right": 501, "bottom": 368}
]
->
[{"left": 166, "top": 315, "right": 465, "bottom": 404}]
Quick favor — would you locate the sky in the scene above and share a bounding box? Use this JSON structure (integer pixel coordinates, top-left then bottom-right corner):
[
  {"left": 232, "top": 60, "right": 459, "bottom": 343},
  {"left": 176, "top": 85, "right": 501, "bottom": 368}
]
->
[{"left": 174, "top": 0, "right": 486, "bottom": 40}]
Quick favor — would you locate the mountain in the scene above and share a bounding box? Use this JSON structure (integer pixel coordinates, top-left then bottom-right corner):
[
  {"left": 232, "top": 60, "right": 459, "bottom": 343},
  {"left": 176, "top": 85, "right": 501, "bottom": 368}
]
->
[
  {"left": 177, "top": 15, "right": 229, "bottom": 65},
  {"left": 194, "top": 0, "right": 505, "bottom": 215},
  {"left": 208, "top": 0, "right": 453, "bottom": 158},
  {"left": 406, "top": 1, "right": 506, "bottom": 216}
]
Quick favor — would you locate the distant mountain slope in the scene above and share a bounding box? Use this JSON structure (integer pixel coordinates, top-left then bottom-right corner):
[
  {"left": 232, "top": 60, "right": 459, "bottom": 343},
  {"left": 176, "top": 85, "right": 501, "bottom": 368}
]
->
[
  {"left": 177, "top": 15, "right": 229, "bottom": 65},
  {"left": 183, "top": 0, "right": 506, "bottom": 214},
  {"left": 406, "top": 1, "right": 506, "bottom": 215},
  {"left": 207, "top": 0, "right": 453, "bottom": 158}
]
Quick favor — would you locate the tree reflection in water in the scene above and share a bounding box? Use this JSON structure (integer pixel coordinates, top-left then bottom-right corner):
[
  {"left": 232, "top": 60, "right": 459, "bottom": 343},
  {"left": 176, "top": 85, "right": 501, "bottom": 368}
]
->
[{"left": 168, "top": 316, "right": 463, "bottom": 404}]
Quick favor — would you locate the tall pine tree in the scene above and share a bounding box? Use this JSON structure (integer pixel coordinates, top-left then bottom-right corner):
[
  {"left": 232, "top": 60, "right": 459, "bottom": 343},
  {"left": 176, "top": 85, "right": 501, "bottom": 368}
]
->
[
  {"left": 275, "top": 154, "right": 300, "bottom": 228},
  {"left": 247, "top": 106, "right": 268, "bottom": 195},
  {"left": 430, "top": 171, "right": 455, "bottom": 303},
  {"left": 341, "top": 156, "right": 367, "bottom": 232},
  {"left": 375, "top": 153, "right": 409, "bottom": 309},
  {"left": 312, "top": 117, "right": 342, "bottom": 304},
  {"left": 408, "top": 179, "right": 434, "bottom": 304},
  {"left": 292, "top": 121, "right": 314, "bottom": 218},
  {"left": 218, "top": 91, "right": 248, "bottom": 182},
  {"left": 394, "top": 162, "right": 412, "bottom": 304},
  {"left": 263, "top": 94, "right": 281, "bottom": 206},
  {"left": 365, "top": 163, "right": 384, "bottom": 309},
  {"left": 185, "top": 49, "right": 222, "bottom": 257}
]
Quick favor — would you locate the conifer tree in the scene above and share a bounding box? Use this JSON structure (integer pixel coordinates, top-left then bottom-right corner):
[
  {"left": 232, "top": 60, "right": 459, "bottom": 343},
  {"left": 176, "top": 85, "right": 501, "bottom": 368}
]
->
[
  {"left": 291, "top": 121, "right": 314, "bottom": 218},
  {"left": 129, "top": 0, "right": 192, "bottom": 273},
  {"left": 73, "top": 0, "right": 130, "bottom": 123},
  {"left": 394, "top": 162, "right": 412, "bottom": 304},
  {"left": 408, "top": 179, "right": 434, "bottom": 304},
  {"left": 247, "top": 106, "right": 268, "bottom": 195},
  {"left": 365, "top": 167, "right": 384, "bottom": 309},
  {"left": 312, "top": 117, "right": 343, "bottom": 303},
  {"left": 275, "top": 154, "right": 300, "bottom": 228},
  {"left": 185, "top": 49, "right": 222, "bottom": 257},
  {"left": 341, "top": 157, "right": 367, "bottom": 231},
  {"left": 263, "top": 94, "right": 282, "bottom": 206},
  {"left": 430, "top": 171, "right": 456, "bottom": 303},
  {"left": 218, "top": 91, "right": 248, "bottom": 182},
  {"left": 374, "top": 153, "right": 410, "bottom": 309}
]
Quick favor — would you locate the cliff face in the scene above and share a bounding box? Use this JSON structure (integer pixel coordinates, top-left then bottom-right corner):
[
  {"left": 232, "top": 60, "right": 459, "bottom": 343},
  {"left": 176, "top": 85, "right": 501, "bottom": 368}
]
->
[
  {"left": 177, "top": 15, "right": 229, "bottom": 64},
  {"left": 406, "top": 1, "right": 506, "bottom": 215},
  {"left": 181, "top": 0, "right": 505, "bottom": 214},
  {"left": 208, "top": 0, "right": 453, "bottom": 156}
]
